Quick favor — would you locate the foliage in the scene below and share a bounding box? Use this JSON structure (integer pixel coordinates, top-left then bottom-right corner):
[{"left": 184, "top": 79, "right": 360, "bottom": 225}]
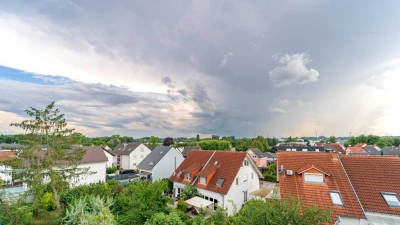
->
[
  {"left": 149, "top": 136, "right": 159, "bottom": 147},
  {"left": 106, "top": 166, "right": 118, "bottom": 174},
  {"left": 211, "top": 135, "right": 220, "bottom": 140},
  {"left": 328, "top": 136, "right": 337, "bottom": 143},
  {"left": 0, "top": 199, "right": 34, "bottom": 225},
  {"left": 41, "top": 192, "right": 56, "bottom": 211},
  {"left": 196, "top": 134, "right": 200, "bottom": 142},
  {"left": 285, "top": 136, "right": 300, "bottom": 143},
  {"left": 64, "top": 195, "right": 116, "bottom": 225},
  {"left": 263, "top": 163, "right": 277, "bottom": 182},
  {"left": 180, "top": 185, "right": 199, "bottom": 200},
  {"left": 9, "top": 101, "right": 87, "bottom": 216},
  {"left": 144, "top": 211, "right": 185, "bottom": 225},
  {"left": 176, "top": 200, "right": 188, "bottom": 212},
  {"left": 163, "top": 137, "right": 175, "bottom": 146},
  {"left": 233, "top": 198, "right": 330, "bottom": 225},
  {"left": 112, "top": 180, "right": 171, "bottom": 225},
  {"left": 347, "top": 134, "right": 400, "bottom": 148},
  {"left": 208, "top": 207, "right": 230, "bottom": 225},
  {"left": 196, "top": 140, "right": 231, "bottom": 151},
  {"left": 267, "top": 137, "right": 279, "bottom": 147},
  {"left": 235, "top": 138, "right": 252, "bottom": 151}
]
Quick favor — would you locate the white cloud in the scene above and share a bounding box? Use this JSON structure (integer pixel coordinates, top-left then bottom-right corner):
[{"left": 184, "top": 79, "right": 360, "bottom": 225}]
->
[
  {"left": 269, "top": 52, "right": 319, "bottom": 87},
  {"left": 269, "top": 106, "right": 285, "bottom": 114},
  {"left": 218, "top": 52, "right": 234, "bottom": 69}
]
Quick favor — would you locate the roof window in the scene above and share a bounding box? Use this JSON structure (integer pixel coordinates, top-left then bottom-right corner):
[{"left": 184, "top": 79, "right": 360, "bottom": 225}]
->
[
  {"left": 382, "top": 192, "right": 400, "bottom": 207},
  {"left": 329, "top": 191, "right": 344, "bottom": 206},
  {"left": 216, "top": 178, "right": 225, "bottom": 187}
]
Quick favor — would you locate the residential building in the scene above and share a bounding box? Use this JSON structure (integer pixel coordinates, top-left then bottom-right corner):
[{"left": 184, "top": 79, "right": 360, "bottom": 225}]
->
[
  {"left": 247, "top": 148, "right": 276, "bottom": 168},
  {"left": 277, "top": 145, "right": 325, "bottom": 152},
  {"left": 277, "top": 152, "right": 366, "bottom": 224},
  {"left": 170, "top": 150, "right": 263, "bottom": 215},
  {"left": 382, "top": 146, "right": 400, "bottom": 156},
  {"left": 77, "top": 146, "right": 115, "bottom": 168},
  {"left": 346, "top": 143, "right": 382, "bottom": 155},
  {"left": 0, "top": 150, "right": 16, "bottom": 186},
  {"left": 111, "top": 142, "right": 152, "bottom": 170},
  {"left": 137, "top": 146, "right": 184, "bottom": 181},
  {"left": 181, "top": 146, "right": 202, "bottom": 158},
  {"left": 340, "top": 155, "right": 400, "bottom": 224},
  {"left": 324, "top": 143, "right": 346, "bottom": 154},
  {"left": 73, "top": 147, "right": 108, "bottom": 186}
]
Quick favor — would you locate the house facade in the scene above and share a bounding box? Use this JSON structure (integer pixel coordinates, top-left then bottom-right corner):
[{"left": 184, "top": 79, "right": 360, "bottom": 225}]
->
[
  {"left": 170, "top": 150, "right": 263, "bottom": 215},
  {"left": 247, "top": 148, "right": 276, "bottom": 168},
  {"left": 111, "top": 143, "right": 152, "bottom": 170},
  {"left": 0, "top": 151, "right": 16, "bottom": 186},
  {"left": 137, "top": 146, "right": 184, "bottom": 181}
]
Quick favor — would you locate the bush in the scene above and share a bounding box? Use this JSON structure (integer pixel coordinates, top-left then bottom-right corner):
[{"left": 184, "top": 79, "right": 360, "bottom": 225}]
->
[
  {"left": 40, "top": 192, "right": 56, "bottom": 211},
  {"left": 106, "top": 166, "right": 118, "bottom": 174},
  {"left": 180, "top": 185, "right": 199, "bottom": 200},
  {"left": 263, "top": 173, "right": 277, "bottom": 182},
  {"left": 177, "top": 200, "right": 188, "bottom": 212}
]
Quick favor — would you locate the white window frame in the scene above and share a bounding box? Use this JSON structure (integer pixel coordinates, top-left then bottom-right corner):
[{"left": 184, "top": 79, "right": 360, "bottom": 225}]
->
[
  {"left": 304, "top": 173, "right": 324, "bottom": 183},
  {"left": 382, "top": 192, "right": 400, "bottom": 207},
  {"left": 329, "top": 191, "right": 344, "bottom": 206},
  {"left": 199, "top": 176, "right": 206, "bottom": 185},
  {"left": 185, "top": 173, "right": 191, "bottom": 180}
]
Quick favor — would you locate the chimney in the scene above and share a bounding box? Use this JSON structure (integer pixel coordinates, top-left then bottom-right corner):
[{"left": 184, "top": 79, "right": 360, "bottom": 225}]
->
[{"left": 331, "top": 152, "right": 338, "bottom": 160}]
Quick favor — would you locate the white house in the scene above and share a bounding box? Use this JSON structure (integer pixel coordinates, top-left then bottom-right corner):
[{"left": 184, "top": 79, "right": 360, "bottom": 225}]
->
[
  {"left": 137, "top": 146, "right": 184, "bottom": 181},
  {"left": 71, "top": 147, "right": 108, "bottom": 186},
  {"left": 111, "top": 143, "right": 152, "bottom": 170},
  {"left": 170, "top": 150, "right": 263, "bottom": 215},
  {"left": 0, "top": 150, "right": 16, "bottom": 186}
]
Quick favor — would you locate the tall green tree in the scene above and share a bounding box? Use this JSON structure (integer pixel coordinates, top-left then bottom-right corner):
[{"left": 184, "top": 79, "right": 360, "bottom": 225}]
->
[
  {"left": 149, "top": 136, "right": 159, "bottom": 147},
  {"left": 10, "top": 101, "right": 86, "bottom": 216},
  {"left": 328, "top": 136, "right": 337, "bottom": 143}
]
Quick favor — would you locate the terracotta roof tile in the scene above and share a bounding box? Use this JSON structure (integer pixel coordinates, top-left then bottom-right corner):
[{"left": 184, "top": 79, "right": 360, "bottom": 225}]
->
[
  {"left": 170, "top": 150, "right": 247, "bottom": 195},
  {"left": 325, "top": 143, "right": 346, "bottom": 154},
  {"left": 277, "top": 152, "right": 365, "bottom": 224},
  {"left": 346, "top": 146, "right": 368, "bottom": 154},
  {"left": 0, "top": 151, "right": 16, "bottom": 162},
  {"left": 340, "top": 155, "right": 400, "bottom": 215}
]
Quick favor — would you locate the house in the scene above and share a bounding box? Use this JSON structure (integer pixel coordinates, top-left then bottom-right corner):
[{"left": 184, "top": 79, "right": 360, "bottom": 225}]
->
[
  {"left": 0, "top": 150, "right": 16, "bottom": 186},
  {"left": 346, "top": 146, "right": 368, "bottom": 155},
  {"left": 324, "top": 143, "right": 346, "bottom": 154},
  {"left": 346, "top": 144, "right": 381, "bottom": 155},
  {"left": 73, "top": 147, "right": 108, "bottom": 186},
  {"left": 382, "top": 146, "right": 400, "bottom": 156},
  {"left": 247, "top": 148, "right": 276, "bottom": 168},
  {"left": 111, "top": 142, "right": 152, "bottom": 170},
  {"left": 76, "top": 146, "right": 115, "bottom": 168},
  {"left": 277, "top": 145, "right": 325, "bottom": 152},
  {"left": 340, "top": 155, "right": 400, "bottom": 224},
  {"left": 277, "top": 152, "right": 366, "bottom": 224},
  {"left": 137, "top": 146, "right": 184, "bottom": 181},
  {"left": 170, "top": 150, "right": 263, "bottom": 215},
  {"left": 181, "top": 146, "right": 202, "bottom": 158}
]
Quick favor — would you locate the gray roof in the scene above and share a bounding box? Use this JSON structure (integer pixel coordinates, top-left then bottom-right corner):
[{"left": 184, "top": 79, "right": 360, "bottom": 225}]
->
[
  {"left": 382, "top": 146, "right": 400, "bottom": 156},
  {"left": 182, "top": 146, "right": 202, "bottom": 157},
  {"left": 363, "top": 145, "right": 381, "bottom": 155},
  {"left": 111, "top": 142, "right": 143, "bottom": 155},
  {"left": 137, "top": 146, "right": 174, "bottom": 171},
  {"left": 249, "top": 148, "right": 265, "bottom": 158},
  {"left": 264, "top": 152, "right": 276, "bottom": 159}
]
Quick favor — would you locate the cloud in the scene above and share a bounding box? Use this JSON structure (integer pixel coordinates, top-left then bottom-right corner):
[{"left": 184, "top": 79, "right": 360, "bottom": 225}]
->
[
  {"left": 269, "top": 53, "right": 319, "bottom": 87},
  {"left": 269, "top": 106, "right": 285, "bottom": 114},
  {"left": 218, "top": 52, "right": 234, "bottom": 69}
]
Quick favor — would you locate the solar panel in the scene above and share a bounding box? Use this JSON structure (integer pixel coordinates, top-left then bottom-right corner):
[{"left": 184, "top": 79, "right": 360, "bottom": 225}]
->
[
  {"left": 177, "top": 171, "right": 182, "bottom": 177},
  {"left": 216, "top": 178, "right": 225, "bottom": 186}
]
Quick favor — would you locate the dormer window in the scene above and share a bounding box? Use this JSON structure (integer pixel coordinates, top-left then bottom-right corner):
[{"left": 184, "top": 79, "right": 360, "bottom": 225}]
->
[
  {"left": 304, "top": 173, "right": 323, "bottom": 183},
  {"left": 329, "top": 191, "right": 344, "bottom": 206},
  {"left": 199, "top": 177, "right": 206, "bottom": 185},
  {"left": 185, "top": 173, "right": 190, "bottom": 180},
  {"left": 382, "top": 192, "right": 400, "bottom": 207}
]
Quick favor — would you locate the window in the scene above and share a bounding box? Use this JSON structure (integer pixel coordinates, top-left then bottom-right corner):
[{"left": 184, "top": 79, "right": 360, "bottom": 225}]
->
[
  {"left": 329, "top": 191, "right": 344, "bottom": 206},
  {"left": 382, "top": 193, "right": 400, "bottom": 207},
  {"left": 251, "top": 173, "right": 254, "bottom": 179},
  {"left": 236, "top": 178, "right": 239, "bottom": 185},
  {"left": 286, "top": 148, "right": 291, "bottom": 151},
  {"left": 315, "top": 149, "right": 320, "bottom": 152},
  {"left": 302, "top": 149, "right": 307, "bottom": 152},
  {"left": 252, "top": 155, "right": 257, "bottom": 158},
  {"left": 176, "top": 171, "right": 182, "bottom": 177},
  {"left": 304, "top": 173, "right": 324, "bottom": 183},
  {"left": 292, "top": 148, "right": 296, "bottom": 151},
  {"left": 216, "top": 178, "right": 225, "bottom": 186},
  {"left": 243, "top": 191, "right": 248, "bottom": 203},
  {"left": 185, "top": 173, "right": 190, "bottom": 180},
  {"left": 199, "top": 177, "right": 206, "bottom": 185},
  {"left": 243, "top": 160, "right": 249, "bottom": 166}
]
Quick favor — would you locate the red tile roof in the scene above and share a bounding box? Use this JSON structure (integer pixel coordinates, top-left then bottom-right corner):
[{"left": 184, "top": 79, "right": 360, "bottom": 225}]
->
[
  {"left": 354, "top": 143, "right": 367, "bottom": 147},
  {"left": 340, "top": 155, "right": 400, "bottom": 215},
  {"left": 170, "top": 150, "right": 248, "bottom": 195},
  {"left": 346, "top": 146, "right": 368, "bottom": 154},
  {"left": 277, "top": 152, "right": 365, "bottom": 224},
  {"left": 325, "top": 143, "right": 346, "bottom": 154},
  {"left": 0, "top": 151, "right": 16, "bottom": 162}
]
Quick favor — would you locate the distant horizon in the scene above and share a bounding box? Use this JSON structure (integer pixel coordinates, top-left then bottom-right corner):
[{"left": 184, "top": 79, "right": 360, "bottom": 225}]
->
[{"left": 1, "top": 1, "right": 399, "bottom": 137}]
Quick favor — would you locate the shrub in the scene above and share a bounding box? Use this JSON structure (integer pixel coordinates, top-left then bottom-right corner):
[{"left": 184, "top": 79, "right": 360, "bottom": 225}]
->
[
  {"left": 180, "top": 185, "right": 198, "bottom": 200},
  {"left": 177, "top": 200, "right": 188, "bottom": 212},
  {"left": 40, "top": 192, "right": 56, "bottom": 211},
  {"left": 106, "top": 166, "right": 118, "bottom": 174}
]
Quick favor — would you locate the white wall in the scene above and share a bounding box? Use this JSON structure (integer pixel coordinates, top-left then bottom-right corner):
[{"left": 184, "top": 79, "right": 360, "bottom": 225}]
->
[
  {"left": 104, "top": 150, "right": 114, "bottom": 168},
  {"left": 120, "top": 155, "right": 130, "bottom": 170},
  {"left": 0, "top": 164, "right": 12, "bottom": 185},
  {"left": 152, "top": 148, "right": 184, "bottom": 181},
  {"left": 129, "top": 144, "right": 151, "bottom": 170},
  {"left": 72, "top": 162, "right": 107, "bottom": 187}
]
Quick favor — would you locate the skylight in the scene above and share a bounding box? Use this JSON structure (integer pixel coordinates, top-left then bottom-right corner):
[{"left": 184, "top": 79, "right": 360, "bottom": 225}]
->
[
  {"left": 177, "top": 171, "right": 182, "bottom": 177},
  {"left": 382, "top": 192, "right": 400, "bottom": 207},
  {"left": 216, "top": 178, "right": 225, "bottom": 187},
  {"left": 329, "top": 191, "right": 344, "bottom": 206},
  {"left": 149, "top": 162, "right": 154, "bottom": 166}
]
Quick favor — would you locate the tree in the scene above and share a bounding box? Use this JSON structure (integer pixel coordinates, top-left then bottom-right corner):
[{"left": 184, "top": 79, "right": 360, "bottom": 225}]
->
[
  {"left": 196, "top": 140, "right": 231, "bottom": 151},
  {"left": 233, "top": 199, "right": 330, "bottom": 225},
  {"left": 163, "top": 137, "right": 174, "bottom": 146},
  {"left": 196, "top": 134, "right": 200, "bottom": 142},
  {"left": 149, "top": 136, "right": 158, "bottom": 147},
  {"left": 285, "top": 136, "right": 298, "bottom": 143},
  {"left": 144, "top": 211, "right": 185, "bottom": 225},
  {"left": 180, "top": 185, "right": 199, "bottom": 200},
  {"left": 328, "top": 136, "right": 337, "bottom": 143},
  {"left": 251, "top": 136, "right": 270, "bottom": 152},
  {"left": 211, "top": 135, "right": 220, "bottom": 140},
  {"left": 10, "top": 101, "right": 86, "bottom": 216},
  {"left": 64, "top": 196, "right": 117, "bottom": 225}
]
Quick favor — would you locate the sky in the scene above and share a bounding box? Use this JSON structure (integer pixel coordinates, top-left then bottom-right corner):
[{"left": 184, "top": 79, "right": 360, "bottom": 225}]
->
[{"left": 0, "top": 0, "right": 400, "bottom": 138}]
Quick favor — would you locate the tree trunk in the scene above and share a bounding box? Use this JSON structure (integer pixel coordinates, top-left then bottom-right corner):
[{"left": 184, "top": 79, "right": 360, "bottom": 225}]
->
[{"left": 52, "top": 182, "right": 62, "bottom": 216}]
